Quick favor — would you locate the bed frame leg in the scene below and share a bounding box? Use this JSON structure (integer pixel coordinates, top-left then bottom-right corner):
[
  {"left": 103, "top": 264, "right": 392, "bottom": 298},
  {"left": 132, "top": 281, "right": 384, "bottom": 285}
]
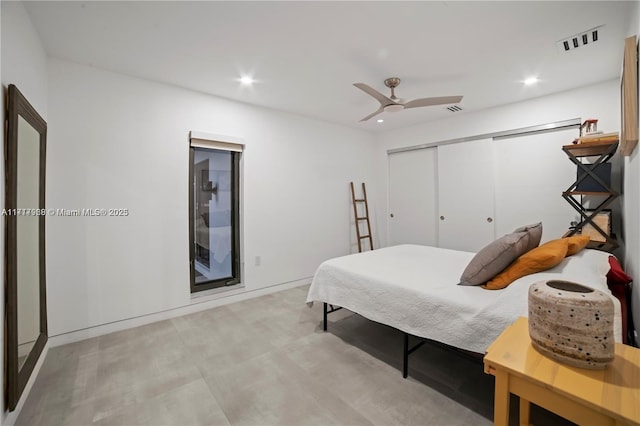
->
[
  {"left": 403, "top": 333, "right": 409, "bottom": 378},
  {"left": 402, "top": 333, "right": 427, "bottom": 378},
  {"left": 323, "top": 302, "right": 328, "bottom": 331}
]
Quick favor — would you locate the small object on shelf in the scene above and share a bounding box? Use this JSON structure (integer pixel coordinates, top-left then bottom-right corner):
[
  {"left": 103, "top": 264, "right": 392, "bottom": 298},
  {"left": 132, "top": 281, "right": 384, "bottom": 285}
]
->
[
  {"left": 528, "top": 280, "right": 615, "bottom": 369},
  {"left": 581, "top": 211, "right": 611, "bottom": 243},
  {"left": 575, "top": 162, "right": 611, "bottom": 192},
  {"left": 579, "top": 118, "right": 598, "bottom": 136}
]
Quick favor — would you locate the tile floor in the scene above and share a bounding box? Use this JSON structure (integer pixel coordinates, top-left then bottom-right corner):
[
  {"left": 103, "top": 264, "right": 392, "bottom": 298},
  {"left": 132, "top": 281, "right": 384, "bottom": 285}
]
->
[{"left": 16, "top": 285, "right": 572, "bottom": 426}]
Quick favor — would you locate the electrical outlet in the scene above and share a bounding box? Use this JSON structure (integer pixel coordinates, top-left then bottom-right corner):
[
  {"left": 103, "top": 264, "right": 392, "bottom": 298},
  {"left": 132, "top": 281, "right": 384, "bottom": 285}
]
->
[{"left": 255, "top": 256, "right": 261, "bottom": 266}]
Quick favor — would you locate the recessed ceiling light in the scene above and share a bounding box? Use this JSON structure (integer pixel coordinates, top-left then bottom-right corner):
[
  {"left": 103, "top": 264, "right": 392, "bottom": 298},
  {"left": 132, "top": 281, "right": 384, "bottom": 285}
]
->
[
  {"left": 239, "top": 76, "right": 255, "bottom": 86},
  {"left": 377, "top": 119, "right": 384, "bottom": 123},
  {"left": 524, "top": 76, "right": 539, "bottom": 86}
]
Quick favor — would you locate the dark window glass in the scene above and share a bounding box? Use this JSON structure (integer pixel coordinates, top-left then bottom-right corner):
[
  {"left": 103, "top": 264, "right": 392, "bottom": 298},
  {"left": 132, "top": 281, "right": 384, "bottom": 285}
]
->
[{"left": 190, "top": 147, "right": 240, "bottom": 292}]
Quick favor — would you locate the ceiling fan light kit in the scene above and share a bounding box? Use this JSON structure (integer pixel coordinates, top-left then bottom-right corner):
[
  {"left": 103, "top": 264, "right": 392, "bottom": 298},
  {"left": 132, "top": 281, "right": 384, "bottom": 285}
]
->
[
  {"left": 384, "top": 104, "right": 404, "bottom": 113},
  {"left": 354, "top": 77, "right": 463, "bottom": 122}
]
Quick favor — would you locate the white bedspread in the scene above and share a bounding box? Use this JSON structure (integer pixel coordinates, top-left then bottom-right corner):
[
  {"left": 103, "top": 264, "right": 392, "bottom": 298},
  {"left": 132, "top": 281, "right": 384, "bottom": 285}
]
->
[{"left": 306, "top": 244, "right": 622, "bottom": 353}]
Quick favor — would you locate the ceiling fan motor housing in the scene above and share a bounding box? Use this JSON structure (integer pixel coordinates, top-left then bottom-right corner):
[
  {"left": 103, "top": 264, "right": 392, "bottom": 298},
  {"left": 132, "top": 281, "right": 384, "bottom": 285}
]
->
[{"left": 384, "top": 77, "right": 401, "bottom": 89}]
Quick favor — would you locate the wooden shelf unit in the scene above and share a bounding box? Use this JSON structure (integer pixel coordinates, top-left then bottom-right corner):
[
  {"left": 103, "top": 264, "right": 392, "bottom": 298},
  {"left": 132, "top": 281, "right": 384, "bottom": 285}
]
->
[{"left": 562, "top": 139, "right": 619, "bottom": 251}]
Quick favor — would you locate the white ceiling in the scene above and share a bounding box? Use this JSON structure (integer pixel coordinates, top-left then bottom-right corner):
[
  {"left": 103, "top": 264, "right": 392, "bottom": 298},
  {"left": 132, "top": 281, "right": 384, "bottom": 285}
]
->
[{"left": 24, "top": 1, "right": 634, "bottom": 132}]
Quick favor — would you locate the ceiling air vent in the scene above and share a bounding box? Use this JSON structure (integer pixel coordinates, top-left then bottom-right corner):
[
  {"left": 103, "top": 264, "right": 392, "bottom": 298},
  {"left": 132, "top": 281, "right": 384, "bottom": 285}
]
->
[
  {"left": 557, "top": 25, "right": 603, "bottom": 53},
  {"left": 446, "top": 105, "right": 463, "bottom": 112}
]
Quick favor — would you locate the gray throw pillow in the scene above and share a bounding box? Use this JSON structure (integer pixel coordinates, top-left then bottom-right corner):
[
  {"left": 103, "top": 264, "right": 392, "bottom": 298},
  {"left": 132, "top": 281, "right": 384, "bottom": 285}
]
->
[
  {"left": 513, "top": 222, "right": 543, "bottom": 252},
  {"left": 458, "top": 231, "right": 530, "bottom": 286}
]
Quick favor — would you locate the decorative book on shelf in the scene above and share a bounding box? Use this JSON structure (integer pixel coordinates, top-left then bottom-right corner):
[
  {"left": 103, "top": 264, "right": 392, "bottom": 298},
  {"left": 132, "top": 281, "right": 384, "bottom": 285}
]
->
[{"left": 573, "top": 132, "right": 620, "bottom": 144}]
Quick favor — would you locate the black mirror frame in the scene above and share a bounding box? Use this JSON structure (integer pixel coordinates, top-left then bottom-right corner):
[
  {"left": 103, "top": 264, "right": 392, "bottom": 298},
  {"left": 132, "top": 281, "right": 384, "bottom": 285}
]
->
[{"left": 5, "top": 84, "right": 48, "bottom": 412}]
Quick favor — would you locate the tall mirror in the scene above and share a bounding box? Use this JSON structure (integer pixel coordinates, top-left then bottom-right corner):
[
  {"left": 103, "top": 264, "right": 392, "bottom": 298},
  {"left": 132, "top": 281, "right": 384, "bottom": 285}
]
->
[{"left": 5, "top": 84, "right": 48, "bottom": 411}]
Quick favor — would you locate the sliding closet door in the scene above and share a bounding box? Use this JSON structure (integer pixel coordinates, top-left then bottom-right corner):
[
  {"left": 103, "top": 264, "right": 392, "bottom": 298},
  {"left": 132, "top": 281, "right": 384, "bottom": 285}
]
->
[
  {"left": 438, "top": 139, "right": 495, "bottom": 252},
  {"left": 493, "top": 129, "right": 577, "bottom": 241},
  {"left": 388, "top": 148, "right": 438, "bottom": 246}
]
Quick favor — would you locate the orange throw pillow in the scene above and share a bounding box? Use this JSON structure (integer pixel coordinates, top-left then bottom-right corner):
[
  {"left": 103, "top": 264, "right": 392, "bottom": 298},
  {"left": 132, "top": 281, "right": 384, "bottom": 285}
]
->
[
  {"left": 484, "top": 238, "right": 570, "bottom": 290},
  {"left": 565, "top": 235, "right": 590, "bottom": 256}
]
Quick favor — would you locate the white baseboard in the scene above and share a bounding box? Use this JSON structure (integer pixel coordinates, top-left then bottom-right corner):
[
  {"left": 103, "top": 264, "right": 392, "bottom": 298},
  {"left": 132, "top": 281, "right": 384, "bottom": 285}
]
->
[{"left": 49, "top": 277, "right": 311, "bottom": 348}]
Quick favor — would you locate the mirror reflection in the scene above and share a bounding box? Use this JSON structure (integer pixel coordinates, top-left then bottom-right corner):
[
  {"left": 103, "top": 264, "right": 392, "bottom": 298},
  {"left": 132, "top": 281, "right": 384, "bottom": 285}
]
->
[{"left": 16, "top": 116, "right": 41, "bottom": 371}]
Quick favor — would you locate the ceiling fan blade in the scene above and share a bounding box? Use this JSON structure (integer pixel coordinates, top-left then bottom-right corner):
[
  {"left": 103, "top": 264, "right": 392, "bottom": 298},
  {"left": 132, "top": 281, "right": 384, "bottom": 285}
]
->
[
  {"left": 354, "top": 83, "right": 395, "bottom": 106},
  {"left": 359, "top": 106, "right": 384, "bottom": 122},
  {"left": 404, "top": 96, "right": 463, "bottom": 109}
]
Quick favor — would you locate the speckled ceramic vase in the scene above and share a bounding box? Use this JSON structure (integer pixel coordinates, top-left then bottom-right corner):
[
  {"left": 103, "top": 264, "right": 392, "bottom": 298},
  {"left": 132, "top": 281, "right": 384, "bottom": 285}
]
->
[{"left": 528, "top": 280, "right": 614, "bottom": 369}]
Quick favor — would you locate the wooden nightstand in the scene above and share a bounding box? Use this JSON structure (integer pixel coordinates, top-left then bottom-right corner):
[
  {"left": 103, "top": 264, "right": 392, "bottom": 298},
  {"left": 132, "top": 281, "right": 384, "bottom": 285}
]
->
[{"left": 483, "top": 317, "right": 640, "bottom": 426}]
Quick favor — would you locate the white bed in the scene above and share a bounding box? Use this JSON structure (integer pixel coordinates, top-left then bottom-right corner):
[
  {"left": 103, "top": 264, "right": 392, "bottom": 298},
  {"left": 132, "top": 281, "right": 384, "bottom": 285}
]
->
[{"left": 306, "top": 244, "right": 622, "bottom": 355}]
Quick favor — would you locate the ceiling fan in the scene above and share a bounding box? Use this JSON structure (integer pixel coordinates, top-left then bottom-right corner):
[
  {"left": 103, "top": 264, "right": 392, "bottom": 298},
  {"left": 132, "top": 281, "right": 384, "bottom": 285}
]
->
[{"left": 353, "top": 77, "right": 463, "bottom": 122}]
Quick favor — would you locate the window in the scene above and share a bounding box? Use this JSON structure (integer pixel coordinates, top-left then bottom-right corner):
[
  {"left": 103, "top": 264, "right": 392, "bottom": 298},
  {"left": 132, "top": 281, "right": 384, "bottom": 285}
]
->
[{"left": 189, "top": 132, "right": 242, "bottom": 293}]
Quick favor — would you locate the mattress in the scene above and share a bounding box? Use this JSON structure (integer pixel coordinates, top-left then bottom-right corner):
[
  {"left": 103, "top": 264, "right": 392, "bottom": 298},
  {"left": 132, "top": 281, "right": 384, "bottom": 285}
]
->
[{"left": 306, "top": 244, "right": 622, "bottom": 353}]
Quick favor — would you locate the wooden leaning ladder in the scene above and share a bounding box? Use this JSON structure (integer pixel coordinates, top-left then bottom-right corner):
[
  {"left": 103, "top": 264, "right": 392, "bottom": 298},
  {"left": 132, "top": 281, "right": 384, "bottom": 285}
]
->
[{"left": 350, "top": 182, "right": 374, "bottom": 252}]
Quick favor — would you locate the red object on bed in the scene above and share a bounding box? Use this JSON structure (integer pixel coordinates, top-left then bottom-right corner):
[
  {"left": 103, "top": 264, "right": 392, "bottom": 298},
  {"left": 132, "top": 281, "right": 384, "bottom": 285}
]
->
[{"left": 606, "top": 256, "right": 633, "bottom": 344}]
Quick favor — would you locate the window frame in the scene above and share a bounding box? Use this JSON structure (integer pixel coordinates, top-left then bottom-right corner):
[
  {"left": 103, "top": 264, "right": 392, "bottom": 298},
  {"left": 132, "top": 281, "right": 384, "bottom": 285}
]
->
[{"left": 188, "top": 132, "right": 242, "bottom": 293}]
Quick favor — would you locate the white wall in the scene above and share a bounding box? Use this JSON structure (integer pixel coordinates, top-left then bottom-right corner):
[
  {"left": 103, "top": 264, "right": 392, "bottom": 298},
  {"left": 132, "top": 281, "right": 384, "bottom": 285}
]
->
[
  {"left": 1, "top": 1, "right": 48, "bottom": 118},
  {"left": 1, "top": 1, "right": 50, "bottom": 422},
  {"left": 624, "top": 1, "right": 640, "bottom": 343},
  {"left": 46, "top": 58, "right": 376, "bottom": 337},
  {"left": 374, "top": 79, "right": 621, "bottom": 249}
]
